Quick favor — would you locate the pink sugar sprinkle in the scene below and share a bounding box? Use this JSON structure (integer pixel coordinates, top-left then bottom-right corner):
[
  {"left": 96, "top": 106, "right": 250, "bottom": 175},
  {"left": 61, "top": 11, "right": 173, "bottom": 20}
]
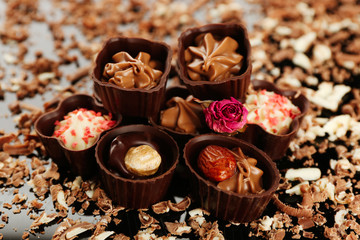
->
[
  {"left": 82, "top": 137, "right": 89, "bottom": 144},
  {"left": 54, "top": 120, "right": 60, "bottom": 126},
  {"left": 83, "top": 111, "right": 90, "bottom": 118},
  {"left": 61, "top": 135, "right": 67, "bottom": 144},
  {"left": 77, "top": 114, "right": 83, "bottom": 121},
  {"left": 72, "top": 142, "right": 77, "bottom": 149},
  {"left": 71, "top": 129, "right": 76, "bottom": 136}
]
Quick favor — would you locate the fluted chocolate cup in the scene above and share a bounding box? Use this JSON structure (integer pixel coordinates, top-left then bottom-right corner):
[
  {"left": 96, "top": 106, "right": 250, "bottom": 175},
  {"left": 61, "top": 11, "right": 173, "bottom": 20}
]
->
[
  {"left": 236, "top": 80, "right": 310, "bottom": 160},
  {"left": 92, "top": 37, "right": 172, "bottom": 118},
  {"left": 183, "top": 134, "right": 279, "bottom": 223},
  {"left": 34, "top": 94, "right": 122, "bottom": 179},
  {"left": 95, "top": 125, "right": 179, "bottom": 209},
  {"left": 177, "top": 23, "right": 252, "bottom": 102}
]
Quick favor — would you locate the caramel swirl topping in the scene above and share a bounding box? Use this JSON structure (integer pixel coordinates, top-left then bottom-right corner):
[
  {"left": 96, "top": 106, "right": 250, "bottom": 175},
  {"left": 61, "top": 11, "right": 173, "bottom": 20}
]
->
[
  {"left": 184, "top": 33, "right": 243, "bottom": 82},
  {"left": 102, "top": 51, "right": 163, "bottom": 89},
  {"left": 160, "top": 96, "right": 203, "bottom": 134},
  {"left": 217, "top": 147, "right": 264, "bottom": 194}
]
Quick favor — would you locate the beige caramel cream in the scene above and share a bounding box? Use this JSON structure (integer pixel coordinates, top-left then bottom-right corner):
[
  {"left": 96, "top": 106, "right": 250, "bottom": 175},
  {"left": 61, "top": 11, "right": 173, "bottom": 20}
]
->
[
  {"left": 160, "top": 96, "right": 203, "bottom": 134},
  {"left": 184, "top": 33, "right": 243, "bottom": 82},
  {"left": 217, "top": 147, "right": 264, "bottom": 194},
  {"left": 102, "top": 51, "right": 162, "bottom": 89}
]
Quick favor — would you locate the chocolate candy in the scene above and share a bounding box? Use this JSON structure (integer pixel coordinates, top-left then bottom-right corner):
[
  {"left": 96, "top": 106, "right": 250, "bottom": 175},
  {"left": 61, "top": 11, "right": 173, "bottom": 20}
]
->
[
  {"left": 124, "top": 145, "right": 162, "bottom": 177},
  {"left": 197, "top": 145, "right": 237, "bottom": 182}
]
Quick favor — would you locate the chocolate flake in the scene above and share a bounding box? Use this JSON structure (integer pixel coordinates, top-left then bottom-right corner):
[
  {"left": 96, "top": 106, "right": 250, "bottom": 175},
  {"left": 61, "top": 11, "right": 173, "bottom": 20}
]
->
[
  {"left": 165, "top": 221, "right": 192, "bottom": 236},
  {"left": 151, "top": 201, "right": 170, "bottom": 214},
  {"left": 168, "top": 196, "right": 191, "bottom": 212}
]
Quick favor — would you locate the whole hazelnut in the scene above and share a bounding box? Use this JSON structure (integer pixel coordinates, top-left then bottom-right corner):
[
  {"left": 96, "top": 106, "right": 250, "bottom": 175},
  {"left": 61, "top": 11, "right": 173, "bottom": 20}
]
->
[{"left": 124, "top": 145, "right": 162, "bottom": 176}]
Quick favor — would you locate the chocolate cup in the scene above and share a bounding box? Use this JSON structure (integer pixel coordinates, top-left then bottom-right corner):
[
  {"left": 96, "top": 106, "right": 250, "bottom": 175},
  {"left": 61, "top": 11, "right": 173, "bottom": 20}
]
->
[
  {"left": 237, "top": 80, "right": 310, "bottom": 160},
  {"left": 177, "top": 23, "right": 252, "bottom": 102},
  {"left": 92, "top": 37, "right": 172, "bottom": 118},
  {"left": 183, "top": 134, "right": 280, "bottom": 223},
  {"left": 34, "top": 94, "right": 122, "bottom": 179},
  {"left": 95, "top": 125, "right": 179, "bottom": 209}
]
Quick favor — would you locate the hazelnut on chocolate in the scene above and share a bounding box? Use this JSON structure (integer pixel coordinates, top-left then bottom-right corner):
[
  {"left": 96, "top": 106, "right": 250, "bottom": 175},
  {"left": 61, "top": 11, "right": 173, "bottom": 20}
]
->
[{"left": 124, "top": 145, "right": 161, "bottom": 176}]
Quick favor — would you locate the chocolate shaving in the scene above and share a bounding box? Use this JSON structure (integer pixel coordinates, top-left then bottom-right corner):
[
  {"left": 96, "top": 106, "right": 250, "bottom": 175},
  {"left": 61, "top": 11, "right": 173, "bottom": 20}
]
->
[
  {"left": 52, "top": 218, "right": 94, "bottom": 240},
  {"left": 3, "top": 140, "right": 36, "bottom": 156},
  {"left": 66, "top": 65, "right": 91, "bottom": 84},
  {"left": 30, "top": 212, "right": 58, "bottom": 230},
  {"left": 168, "top": 196, "right": 191, "bottom": 212},
  {"left": 151, "top": 201, "right": 169, "bottom": 214},
  {"left": 139, "top": 210, "right": 158, "bottom": 228},
  {"left": 272, "top": 195, "right": 313, "bottom": 218},
  {"left": 165, "top": 221, "right": 192, "bottom": 236},
  {"left": 0, "top": 134, "right": 17, "bottom": 150},
  {"left": 298, "top": 217, "right": 315, "bottom": 230}
]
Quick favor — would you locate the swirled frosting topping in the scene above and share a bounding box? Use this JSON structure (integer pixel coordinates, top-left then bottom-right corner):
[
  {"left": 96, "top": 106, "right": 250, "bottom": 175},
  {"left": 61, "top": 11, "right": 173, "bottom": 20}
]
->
[
  {"left": 102, "top": 51, "right": 163, "bottom": 89},
  {"left": 184, "top": 33, "right": 243, "bottom": 82},
  {"left": 160, "top": 96, "right": 203, "bottom": 134}
]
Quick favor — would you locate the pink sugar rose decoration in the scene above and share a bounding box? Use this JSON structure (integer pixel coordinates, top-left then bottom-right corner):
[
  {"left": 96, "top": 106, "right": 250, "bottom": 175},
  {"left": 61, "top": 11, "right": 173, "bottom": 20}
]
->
[{"left": 202, "top": 97, "right": 248, "bottom": 134}]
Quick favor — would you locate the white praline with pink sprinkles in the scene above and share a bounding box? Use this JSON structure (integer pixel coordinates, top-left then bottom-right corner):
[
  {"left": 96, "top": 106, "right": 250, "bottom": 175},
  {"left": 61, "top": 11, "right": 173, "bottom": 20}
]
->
[
  {"left": 245, "top": 90, "right": 301, "bottom": 135},
  {"left": 53, "top": 108, "right": 116, "bottom": 150}
]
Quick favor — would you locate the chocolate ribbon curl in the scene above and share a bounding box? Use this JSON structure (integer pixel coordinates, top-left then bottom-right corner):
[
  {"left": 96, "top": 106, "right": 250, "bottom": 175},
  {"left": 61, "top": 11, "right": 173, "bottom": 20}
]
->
[
  {"left": 185, "top": 33, "right": 243, "bottom": 82},
  {"left": 217, "top": 147, "right": 264, "bottom": 194},
  {"left": 103, "top": 51, "right": 162, "bottom": 89},
  {"left": 160, "top": 96, "right": 203, "bottom": 134}
]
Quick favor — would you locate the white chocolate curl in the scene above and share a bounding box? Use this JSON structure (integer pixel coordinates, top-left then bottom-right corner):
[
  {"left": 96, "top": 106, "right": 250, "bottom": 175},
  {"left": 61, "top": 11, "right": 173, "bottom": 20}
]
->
[{"left": 124, "top": 145, "right": 161, "bottom": 176}]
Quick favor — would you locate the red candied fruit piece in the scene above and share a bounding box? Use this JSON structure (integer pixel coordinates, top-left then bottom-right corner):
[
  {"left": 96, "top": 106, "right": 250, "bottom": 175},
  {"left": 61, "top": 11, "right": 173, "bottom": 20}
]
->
[{"left": 197, "top": 145, "right": 237, "bottom": 182}]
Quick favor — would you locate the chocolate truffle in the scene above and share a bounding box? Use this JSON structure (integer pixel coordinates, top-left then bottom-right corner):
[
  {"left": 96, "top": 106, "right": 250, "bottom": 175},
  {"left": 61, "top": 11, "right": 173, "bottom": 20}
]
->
[
  {"left": 183, "top": 134, "right": 280, "bottom": 223},
  {"left": 95, "top": 124, "right": 179, "bottom": 208},
  {"left": 177, "top": 23, "right": 252, "bottom": 102},
  {"left": 35, "top": 94, "right": 121, "bottom": 178},
  {"left": 236, "top": 80, "right": 309, "bottom": 160},
  {"left": 124, "top": 145, "right": 161, "bottom": 176},
  {"left": 92, "top": 37, "right": 172, "bottom": 118}
]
